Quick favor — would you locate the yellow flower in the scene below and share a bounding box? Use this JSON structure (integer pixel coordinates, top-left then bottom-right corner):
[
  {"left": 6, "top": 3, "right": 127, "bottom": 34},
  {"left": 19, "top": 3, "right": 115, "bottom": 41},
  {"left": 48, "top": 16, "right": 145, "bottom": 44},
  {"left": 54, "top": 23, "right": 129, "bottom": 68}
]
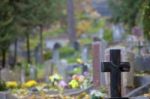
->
[
  {"left": 76, "top": 58, "right": 83, "bottom": 64},
  {"left": 6, "top": 81, "right": 18, "bottom": 88},
  {"left": 23, "top": 80, "right": 37, "bottom": 88},
  {"left": 69, "top": 80, "right": 79, "bottom": 89},
  {"left": 49, "top": 73, "right": 62, "bottom": 82}
]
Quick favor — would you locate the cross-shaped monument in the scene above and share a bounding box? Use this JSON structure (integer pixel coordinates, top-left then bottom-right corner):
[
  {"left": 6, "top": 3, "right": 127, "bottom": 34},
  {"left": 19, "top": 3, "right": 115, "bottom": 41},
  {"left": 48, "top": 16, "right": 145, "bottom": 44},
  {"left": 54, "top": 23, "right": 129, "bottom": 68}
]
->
[{"left": 102, "top": 49, "right": 130, "bottom": 99}]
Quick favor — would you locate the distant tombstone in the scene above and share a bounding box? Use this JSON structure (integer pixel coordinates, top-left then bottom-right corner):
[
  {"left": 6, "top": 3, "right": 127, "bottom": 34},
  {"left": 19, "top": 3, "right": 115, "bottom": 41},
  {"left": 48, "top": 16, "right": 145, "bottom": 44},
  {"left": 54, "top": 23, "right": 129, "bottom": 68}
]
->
[
  {"left": 1, "top": 68, "right": 19, "bottom": 81},
  {"left": 98, "top": 28, "right": 104, "bottom": 39},
  {"left": 126, "top": 52, "right": 135, "bottom": 90},
  {"left": 136, "top": 41, "right": 144, "bottom": 56},
  {"left": 73, "top": 41, "right": 80, "bottom": 50},
  {"left": 21, "top": 64, "right": 26, "bottom": 83},
  {"left": 52, "top": 43, "right": 61, "bottom": 73},
  {"left": 8, "top": 54, "right": 15, "bottom": 67},
  {"left": 126, "top": 35, "right": 138, "bottom": 50},
  {"left": 29, "top": 64, "right": 37, "bottom": 80},
  {"left": 112, "top": 24, "right": 124, "bottom": 42},
  {"left": 135, "top": 55, "right": 150, "bottom": 72},
  {"left": 81, "top": 45, "right": 89, "bottom": 63},
  {"left": 60, "top": 59, "right": 68, "bottom": 80},
  {"left": 44, "top": 60, "right": 53, "bottom": 82},
  {"left": 34, "top": 44, "right": 41, "bottom": 64}
]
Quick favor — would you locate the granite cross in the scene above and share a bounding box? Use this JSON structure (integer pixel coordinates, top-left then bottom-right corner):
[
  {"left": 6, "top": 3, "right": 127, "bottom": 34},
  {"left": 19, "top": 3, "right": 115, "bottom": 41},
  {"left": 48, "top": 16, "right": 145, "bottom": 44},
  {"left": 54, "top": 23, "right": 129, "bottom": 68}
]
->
[{"left": 102, "top": 49, "right": 130, "bottom": 99}]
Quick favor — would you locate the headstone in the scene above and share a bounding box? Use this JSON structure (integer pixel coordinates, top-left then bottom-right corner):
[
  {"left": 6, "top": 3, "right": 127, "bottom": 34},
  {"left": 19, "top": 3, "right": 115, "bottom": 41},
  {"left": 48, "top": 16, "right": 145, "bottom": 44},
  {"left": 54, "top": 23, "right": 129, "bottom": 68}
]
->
[
  {"left": 135, "top": 55, "right": 150, "bottom": 72},
  {"left": 73, "top": 41, "right": 80, "bottom": 50},
  {"left": 92, "top": 41, "right": 101, "bottom": 89},
  {"left": 105, "top": 46, "right": 134, "bottom": 95},
  {"left": 60, "top": 59, "right": 68, "bottom": 80},
  {"left": 34, "top": 44, "right": 41, "bottom": 64},
  {"left": 1, "top": 68, "right": 20, "bottom": 81},
  {"left": 98, "top": 28, "right": 104, "bottom": 39},
  {"left": 52, "top": 43, "right": 61, "bottom": 73},
  {"left": 44, "top": 60, "right": 52, "bottom": 82},
  {"left": 126, "top": 35, "right": 138, "bottom": 51},
  {"left": 29, "top": 64, "right": 37, "bottom": 80},
  {"left": 126, "top": 52, "right": 135, "bottom": 93},
  {"left": 21, "top": 65, "right": 26, "bottom": 83},
  {"left": 102, "top": 49, "right": 130, "bottom": 98},
  {"left": 112, "top": 24, "right": 124, "bottom": 42},
  {"left": 81, "top": 45, "right": 89, "bottom": 63}
]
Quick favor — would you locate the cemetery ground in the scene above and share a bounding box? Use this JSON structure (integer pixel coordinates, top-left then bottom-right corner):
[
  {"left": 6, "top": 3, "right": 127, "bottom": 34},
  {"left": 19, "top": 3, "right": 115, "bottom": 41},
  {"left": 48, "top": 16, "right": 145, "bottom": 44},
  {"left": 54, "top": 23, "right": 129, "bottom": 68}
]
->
[{"left": 1, "top": 39, "right": 150, "bottom": 99}]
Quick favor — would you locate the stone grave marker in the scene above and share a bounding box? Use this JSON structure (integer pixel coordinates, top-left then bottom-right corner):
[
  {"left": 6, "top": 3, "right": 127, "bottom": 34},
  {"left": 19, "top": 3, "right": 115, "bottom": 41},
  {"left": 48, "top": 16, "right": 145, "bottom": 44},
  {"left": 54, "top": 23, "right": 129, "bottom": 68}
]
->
[
  {"left": 52, "top": 43, "right": 61, "bottom": 73},
  {"left": 135, "top": 55, "right": 150, "bottom": 72},
  {"left": 105, "top": 46, "right": 134, "bottom": 95},
  {"left": 112, "top": 24, "right": 124, "bottom": 42},
  {"left": 92, "top": 41, "right": 102, "bottom": 89},
  {"left": 136, "top": 41, "right": 144, "bottom": 56},
  {"left": 29, "top": 64, "right": 37, "bottom": 80},
  {"left": 44, "top": 60, "right": 52, "bottom": 82},
  {"left": 81, "top": 45, "right": 89, "bottom": 63},
  {"left": 102, "top": 49, "right": 130, "bottom": 99},
  {"left": 1, "top": 68, "right": 20, "bottom": 82},
  {"left": 34, "top": 44, "right": 40, "bottom": 64},
  {"left": 60, "top": 59, "right": 68, "bottom": 80},
  {"left": 21, "top": 64, "right": 26, "bottom": 83},
  {"left": 126, "top": 51, "right": 135, "bottom": 91}
]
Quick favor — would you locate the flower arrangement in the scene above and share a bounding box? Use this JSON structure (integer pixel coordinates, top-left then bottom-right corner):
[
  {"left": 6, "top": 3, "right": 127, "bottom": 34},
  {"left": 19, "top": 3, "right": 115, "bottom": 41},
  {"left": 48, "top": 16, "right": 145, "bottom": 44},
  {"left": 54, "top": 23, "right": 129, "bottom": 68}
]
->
[{"left": 6, "top": 81, "right": 18, "bottom": 89}]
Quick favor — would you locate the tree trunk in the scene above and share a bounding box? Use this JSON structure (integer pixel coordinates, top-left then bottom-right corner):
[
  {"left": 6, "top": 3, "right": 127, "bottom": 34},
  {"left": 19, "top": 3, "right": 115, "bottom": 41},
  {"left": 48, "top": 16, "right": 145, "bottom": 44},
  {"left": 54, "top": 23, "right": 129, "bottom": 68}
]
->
[
  {"left": 2, "top": 49, "right": 6, "bottom": 68},
  {"left": 26, "top": 32, "right": 31, "bottom": 64},
  {"left": 39, "top": 25, "right": 43, "bottom": 64},
  {"left": 67, "top": 0, "right": 77, "bottom": 46},
  {"left": 14, "top": 39, "right": 18, "bottom": 66}
]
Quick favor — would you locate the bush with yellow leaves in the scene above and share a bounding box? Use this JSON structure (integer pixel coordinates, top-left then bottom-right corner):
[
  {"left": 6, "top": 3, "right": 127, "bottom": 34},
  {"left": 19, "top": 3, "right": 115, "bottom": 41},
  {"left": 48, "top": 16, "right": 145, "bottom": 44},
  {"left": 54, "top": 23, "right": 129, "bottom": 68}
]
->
[
  {"left": 23, "top": 80, "right": 37, "bottom": 88},
  {"left": 6, "top": 81, "right": 18, "bottom": 89},
  {"left": 77, "top": 20, "right": 91, "bottom": 36}
]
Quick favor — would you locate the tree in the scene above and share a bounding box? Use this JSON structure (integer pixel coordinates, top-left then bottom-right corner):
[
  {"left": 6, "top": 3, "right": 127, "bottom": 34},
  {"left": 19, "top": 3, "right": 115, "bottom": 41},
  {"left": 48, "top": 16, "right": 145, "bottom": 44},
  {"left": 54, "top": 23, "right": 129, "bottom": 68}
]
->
[
  {"left": 35, "top": 0, "right": 66, "bottom": 63},
  {"left": 143, "top": 1, "right": 150, "bottom": 41},
  {"left": 0, "top": 0, "right": 21, "bottom": 67},
  {"left": 67, "top": 0, "right": 78, "bottom": 49},
  {"left": 0, "top": 0, "right": 67, "bottom": 66},
  {"left": 108, "top": 0, "right": 143, "bottom": 30}
]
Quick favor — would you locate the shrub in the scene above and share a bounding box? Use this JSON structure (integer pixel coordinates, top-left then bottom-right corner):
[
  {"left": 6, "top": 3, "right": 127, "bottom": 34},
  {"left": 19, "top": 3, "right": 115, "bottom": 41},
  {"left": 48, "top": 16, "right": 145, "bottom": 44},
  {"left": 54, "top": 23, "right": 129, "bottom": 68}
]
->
[
  {"left": 43, "top": 50, "right": 52, "bottom": 61},
  {"left": 59, "top": 47, "right": 76, "bottom": 58},
  {"left": 23, "top": 80, "right": 37, "bottom": 88},
  {"left": 6, "top": 81, "right": 18, "bottom": 89},
  {"left": 0, "top": 80, "right": 7, "bottom": 91}
]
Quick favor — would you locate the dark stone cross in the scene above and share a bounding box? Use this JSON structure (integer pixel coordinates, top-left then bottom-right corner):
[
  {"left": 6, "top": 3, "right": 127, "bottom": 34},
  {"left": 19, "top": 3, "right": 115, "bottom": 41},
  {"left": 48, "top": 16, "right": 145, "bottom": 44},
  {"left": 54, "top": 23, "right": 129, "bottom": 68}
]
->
[{"left": 102, "top": 49, "right": 130, "bottom": 99}]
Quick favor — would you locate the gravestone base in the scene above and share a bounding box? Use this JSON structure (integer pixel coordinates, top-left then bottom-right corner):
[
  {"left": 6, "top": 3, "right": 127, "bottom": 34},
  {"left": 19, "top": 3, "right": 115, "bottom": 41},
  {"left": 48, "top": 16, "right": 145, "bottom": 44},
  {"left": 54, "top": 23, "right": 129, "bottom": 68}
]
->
[{"left": 0, "top": 91, "right": 16, "bottom": 99}]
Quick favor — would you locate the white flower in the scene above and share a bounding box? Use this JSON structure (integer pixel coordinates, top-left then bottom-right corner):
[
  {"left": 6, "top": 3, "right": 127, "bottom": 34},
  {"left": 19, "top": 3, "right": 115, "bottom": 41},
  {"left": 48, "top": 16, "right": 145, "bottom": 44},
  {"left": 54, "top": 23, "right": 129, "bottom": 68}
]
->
[{"left": 90, "top": 90, "right": 106, "bottom": 97}]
